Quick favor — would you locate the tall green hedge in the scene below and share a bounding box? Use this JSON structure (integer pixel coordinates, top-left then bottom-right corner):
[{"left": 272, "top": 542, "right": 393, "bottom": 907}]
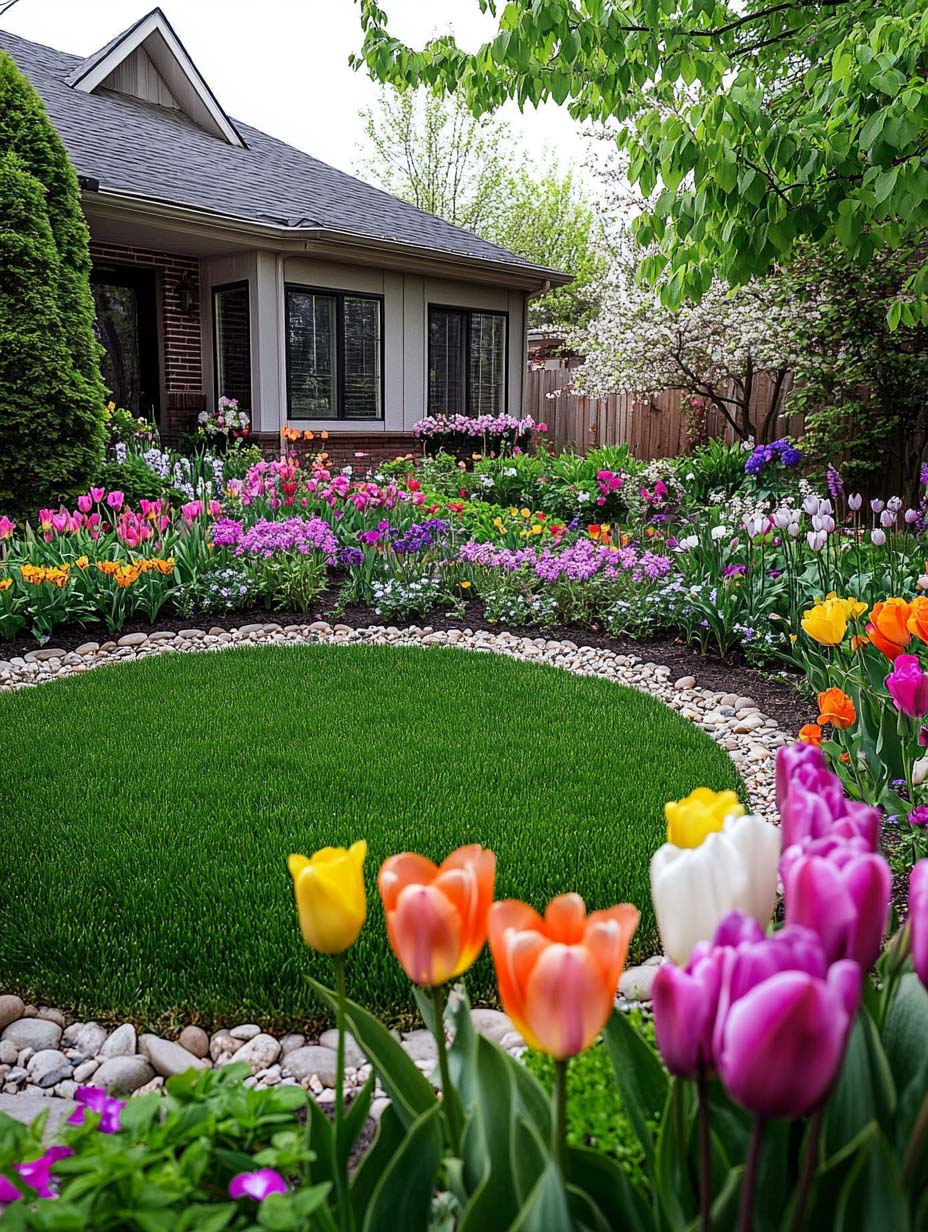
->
[{"left": 0, "top": 52, "right": 105, "bottom": 513}]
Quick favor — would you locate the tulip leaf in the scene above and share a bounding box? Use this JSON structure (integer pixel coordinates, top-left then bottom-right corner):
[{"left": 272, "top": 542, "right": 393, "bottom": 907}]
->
[
  {"left": 307, "top": 976, "right": 435, "bottom": 1126},
  {"left": 833, "top": 1126, "right": 909, "bottom": 1232},
  {"left": 505, "top": 1138, "right": 572, "bottom": 1232},
  {"left": 602, "top": 1009, "right": 668, "bottom": 1165},
  {"left": 882, "top": 972, "right": 928, "bottom": 1101},
  {"left": 653, "top": 1077, "right": 694, "bottom": 1229},
  {"left": 565, "top": 1145, "right": 654, "bottom": 1232},
  {"left": 510, "top": 1054, "right": 553, "bottom": 1140},
  {"left": 350, "top": 1103, "right": 406, "bottom": 1223},
  {"left": 447, "top": 985, "right": 480, "bottom": 1115},
  {"left": 360, "top": 1103, "right": 443, "bottom": 1232},
  {"left": 337, "top": 1073, "right": 375, "bottom": 1173},
  {"left": 823, "top": 1010, "right": 896, "bottom": 1156},
  {"left": 458, "top": 1037, "right": 520, "bottom": 1230}
]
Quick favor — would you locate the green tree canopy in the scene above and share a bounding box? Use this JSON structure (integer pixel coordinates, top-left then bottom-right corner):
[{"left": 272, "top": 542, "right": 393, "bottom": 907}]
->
[{"left": 353, "top": 1, "right": 928, "bottom": 322}]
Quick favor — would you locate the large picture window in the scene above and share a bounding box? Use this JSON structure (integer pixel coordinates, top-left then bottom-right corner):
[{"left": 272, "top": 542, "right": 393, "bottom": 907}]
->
[
  {"left": 428, "top": 306, "right": 507, "bottom": 417},
  {"left": 212, "top": 281, "right": 252, "bottom": 410},
  {"left": 286, "top": 286, "right": 383, "bottom": 420}
]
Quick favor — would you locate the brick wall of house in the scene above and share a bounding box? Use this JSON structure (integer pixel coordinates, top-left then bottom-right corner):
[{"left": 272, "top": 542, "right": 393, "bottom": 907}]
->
[
  {"left": 89, "top": 242, "right": 205, "bottom": 435},
  {"left": 252, "top": 432, "right": 420, "bottom": 468}
]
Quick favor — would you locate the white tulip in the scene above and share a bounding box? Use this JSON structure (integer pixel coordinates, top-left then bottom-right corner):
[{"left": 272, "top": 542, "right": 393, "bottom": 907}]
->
[
  {"left": 872, "top": 528, "right": 887, "bottom": 546},
  {"left": 807, "top": 530, "right": 827, "bottom": 551},
  {"left": 677, "top": 534, "right": 699, "bottom": 551},
  {"left": 913, "top": 755, "right": 928, "bottom": 787},
  {"left": 710, "top": 525, "right": 728, "bottom": 541},
  {"left": 848, "top": 493, "right": 863, "bottom": 511},
  {"left": 649, "top": 814, "right": 781, "bottom": 966}
]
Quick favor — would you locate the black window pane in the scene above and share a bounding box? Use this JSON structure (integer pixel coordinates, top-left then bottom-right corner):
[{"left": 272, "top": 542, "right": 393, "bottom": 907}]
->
[
  {"left": 214, "top": 284, "right": 251, "bottom": 409},
  {"left": 469, "top": 312, "right": 506, "bottom": 416},
  {"left": 288, "top": 290, "right": 336, "bottom": 417},
  {"left": 93, "top": 282, "right": 141, "bottom": 412},
  {"left": 343, "top": 297, "right": 382, "bottom": 419},
  {"left": 428, "top": 309, "right": 468, "bottom": 415}
]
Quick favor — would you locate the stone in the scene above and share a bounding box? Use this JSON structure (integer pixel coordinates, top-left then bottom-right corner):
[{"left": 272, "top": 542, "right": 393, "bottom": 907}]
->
[
  {"left": 0, "top": 1041, "right": 18, "bottom": 1066},
  {"left": 176, "top": 629, "right": 204, "bottom": 640},
  {"left": 401, "top": 1029, "right": 438, "bottom": 1065},
  {"left": 734, "top": 696, "right": 756, "bottom": 711},
  {"left": 117, "top": 632, "right": 149, "bottom": 648},
  {"left": 54, "top": 1080, "right": 77, "bottom": 1099},
  {"left": 134, "top": 1076, "right": 165, "bottom": 1096},
  {"left": 230, "top": 1033, "right": 281, "bottom": 1074},
  {"left": 27, "top": 648, "right": 66, "bottom": 662},
  {"left": 7, "top": 1067, "right": 26, "bottom": 1085},
  {"left": 0, "top": 996, "right": 24, "bottom": 1031},
  {"left": 229, "top": 1023, "right": 261, "bottom": 1041},
  {"left": 619, "top": 963, "right": 662, "bottom": 1002},
  {"left": 282, "top": 1045, "right": 338, "bottom": 1086},
  {"left": 90, "top": 1055, "right": 154, "bottom": 1095},
  {"left": 674, "top": 675, "right": 697, "bottom": 690},
  {"left": 309, "top": 621, "right": 332, "bottom": 633},
  {"left": 140, "top": 1034, "right": 208, "bottom": 1078},
  {"left": 148, "top": 631, "right": 176, "bottom": 643},
  {"left": 38, "top": 1066, "right": 73, "bottom": 1090},
  {"left": 370, "top": 1097, "right": 390, "bottom": 1122},
  {"left": 209, "top": 1030, "right": 237, "bottom": 1062},
  {"left": 27, "top": 1050, "right": 69, "bottom": 1084},
  {"left": 469, "top": 1009, "right": 516, "bottom": 1046},
  {"left": 178, "top": 1025, "right": 209, "bottom": 1059},
  {"left": 73, "top": 1059, "right": 99, "bottom": 1083},
  {"left": 75, "top": 642, "right": 99, "bottom": 656},
  {"left": 0, "top": 1093, "right": 76, "bottom": 1137},
  {"left": 18, "top": 1048, "right": 34, "bottom": 1066},
  {"left": 99, "top": 1023, "right": 136, "bottom": 1058},
  {"left": 318, "top": 1029, "right": 364, "bottom": 1067},
  {"left": 237, "top": 623, "right": 264, "bottom": 635},
  {"left": 63, "top": 1022, "right": 107, "bottom": 1057},
  {"left": 279, "top": 1033, "right": 306, "bottom": 1058},
  {"left": 1, "top": 1019, "right": 62, "bottom": 1052}
]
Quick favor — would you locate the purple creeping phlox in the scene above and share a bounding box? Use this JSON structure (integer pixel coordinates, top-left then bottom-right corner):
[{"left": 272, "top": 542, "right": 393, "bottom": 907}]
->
[
  {"left": 458, "top": 540, "right": 672, "bottom": 585},
  {"left": 233, "top": 518, "right": 339, "bottom": 563}
]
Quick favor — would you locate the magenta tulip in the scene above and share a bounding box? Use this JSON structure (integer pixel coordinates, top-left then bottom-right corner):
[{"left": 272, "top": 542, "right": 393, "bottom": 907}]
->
[
  {"left": 885, "top": 654, "right": 928, "bottom": 718},
  {"left": 776, "top": 745, "right": 881, "bottom": 851},
  {"left": 0, "top": 1146, "right": 73, "bottom": 1204},
  {"left": 229, "top": 1169, "right": 287, "bottom": 1202},
  {"left": 106, "top": 490, "right": 125, "bottom": 511},
  {"left": 67, "top": 1086, "right": 124, "bottom": 1133},
  {"left": 717, "top": 961, "right": 861, "bottom": 1119},
  {"left": 77, "top": 494, "right": 92, "bottom": 514},
  {"left": 776, "top": 742, "right": 830, "bottom": 809},
  {"left": 652, "top": 951, "right": 723, "bottom": 1079},
  {"left": 911, "top": 861, "right": 928, "bottom": 988},
  {"left": 781, "top": 836, "right": 891, "bottom": 970}
]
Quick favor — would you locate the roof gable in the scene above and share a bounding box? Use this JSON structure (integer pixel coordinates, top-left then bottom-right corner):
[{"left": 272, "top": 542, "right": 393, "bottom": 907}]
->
[{"left": 64, "top": 8, "right": 244, "bottom": 147}]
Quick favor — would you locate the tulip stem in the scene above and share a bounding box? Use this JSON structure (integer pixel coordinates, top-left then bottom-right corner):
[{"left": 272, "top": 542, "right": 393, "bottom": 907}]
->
[
  {"left": 431, "top": 984, "right": 462, "bottom": 1157},
  {"left": 787, "top": 1106, "right": 822, "bottom": 1232},
  {"left": 737, "top": 1118, "right": 765, "bottom": 1232},
  {"left": 697, "top": 1073, "right": 712, "bottom": 1232},
  {"left": 902, "top": 1086, "right": 928, "bottom": 1187},
  {"left": 553, "top": 1058, "right": 568, "bottom": 1177},
  {"left": 333, "top": 952, "right": 353, "bottom": 1232}
]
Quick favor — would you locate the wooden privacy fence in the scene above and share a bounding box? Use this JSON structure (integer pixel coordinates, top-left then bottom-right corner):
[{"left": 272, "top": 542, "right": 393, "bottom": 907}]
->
[{"left": 524, "top": 366, "right": 804, "bottom": 459}]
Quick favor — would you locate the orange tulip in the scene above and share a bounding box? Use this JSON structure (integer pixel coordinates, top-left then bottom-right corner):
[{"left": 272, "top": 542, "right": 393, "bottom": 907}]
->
[
  {"left": 908, "top": 596, "right": 928, "bottom": 644},
  {"left": 488, "top": 893, "right": 639, "bottom": 1059},
  {"left": 798, "top": 723, "right": 823, "bottom": 746},
  {"left": 379, "top": 845, "right": 496, "bottom": 986},
  {"left": 816, "top": 688, "right": 856, "bottom": 730},
  {"left": 867, "top": 598, "right": 912, "bottom": 659}
]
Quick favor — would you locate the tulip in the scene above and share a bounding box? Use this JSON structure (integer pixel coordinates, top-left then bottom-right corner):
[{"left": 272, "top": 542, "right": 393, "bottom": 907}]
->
[
  {"left": 801, "top": 599, "right": 847, "bottom": 646},
  {"left": 885, "top": 653, "right": 928, "bottom": 718},
  {"left": 717, "top": 960, "right": 861, "bottom": 1119},
  {"left": 288, "top": 842, "right": 367, "bottom": 954},
  {"left": 781, "top": 836, "right": 891, "bottom": 969},
  {"left": 229, "top": 1169, "right": 288, "bottom": 1201},
  {"left": 816, "top": 687, "right": 856, "bottom": 730},
  {"left": 906, "top": 508, "right": 919, "bottom": 524},
  {"left": 888, "top": 495, "right": 903, "bottom": 513},
  {"left": 806, "top": 530, "right": 826, "bottom": 551},
  {"left": 379, "top": 845, "right": 495, "bottom": 985},
  {"left": 871, "top": 499, "right": 884, "bottom": 513},
  {"left": 77, "top": 494, "right": 92, "bottom": 514},
  {"left": 908, "top": 862, "right": 928, "bottom": 988},
  {"left": 106, "top": 490, "right": 124, "bottom": 510},
  {"left": 652, "top": 947, "right": 723, "bottom": 1078},
  {"left": 867, "top": 598, "right": 913, "bottom": 659},
  {"left": 798, "top": 723, "right": 822, "bottom": 745},
  {"left": 908, "top": 597, "right": 928, "bottom": 644},
  {"left": 650, "top": 813, "right": 780, "bottom": 966},
  {"left": 777, "top": 746, "right": 881, "bottom": 851},
  {"left": 880, "top": 509, "right": 895, "bottom": 529},
  {"left": 664, "top": 786, "right": 743, "bottom": 848},
  {"left": 488, "top": 892, "right": 639, "bottom": 1058},
  {"left": 848, "top": 493, "right": 862, "bottom": 511},
  {"left": 871, "top": 528, "right": 886, "bottom": 547},
  {"left": 89, "top": 487, "right": 105, "bottom": 502}
]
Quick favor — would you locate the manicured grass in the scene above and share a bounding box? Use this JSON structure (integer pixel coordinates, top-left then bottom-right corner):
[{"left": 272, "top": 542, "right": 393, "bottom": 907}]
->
[{"left": 0, "top": 644, "right": 741, "bottom": 1029}]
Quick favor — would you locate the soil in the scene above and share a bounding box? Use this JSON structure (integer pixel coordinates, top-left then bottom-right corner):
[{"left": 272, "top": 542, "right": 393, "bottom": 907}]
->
[{"left": 0, "top": 590, "right": 811, "bottom": 732}]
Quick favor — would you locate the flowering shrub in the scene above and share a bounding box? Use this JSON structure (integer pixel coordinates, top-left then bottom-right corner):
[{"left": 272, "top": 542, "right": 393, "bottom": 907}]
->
[
  {"left": 197, "top": 395, "right": 251, "bottom": 439},
  {"left": 412, "top": 412, "right": 544, "bottom": 452}
]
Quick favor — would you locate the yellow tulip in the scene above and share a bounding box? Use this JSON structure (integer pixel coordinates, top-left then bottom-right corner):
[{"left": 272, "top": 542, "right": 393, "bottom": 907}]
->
[
  {"left": 800, "top": 599, "right": 848, "bottom": 646},
  {"left": 665, "top": 788, "right": 744, "bottom": 849},
  {"left": 288, "top": 842, "right": 367, "bottom": 953}
]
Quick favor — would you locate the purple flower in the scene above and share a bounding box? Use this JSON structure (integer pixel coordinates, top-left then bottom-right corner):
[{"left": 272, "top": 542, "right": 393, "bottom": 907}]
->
[
  {"left": 724, "top": 564, "right": 747, "bottom": 578},
  {"left": 911, "top": 861, "right": 928, "bottom": 987},
  {"left": 826, "top": 465, "right": 844, "bottom": 499},
  {"left": 776, "top": 745, "right": 881, "bottom": 850},
  {"left": 338, "top": 546, "right": 364, "bottom": 568},
  {"left": 234, "top": 517, "right": 338, "bottom": 563},
  {"left": 229, "top": 1169, "right": 288, "bottom": 1202},
  {"left": 210, "top": 517, "right": 244, "bottom": 548},
  {"left": 908, "top": 806, "right": 928, "bottom": 829},
  {"left": 0, "top": 1146, "right": 74, "bottom": 1204},
  {"left": 886, "top": 655, "right": 928, "bottom": 718},
  {"left": 67, "top": 1086, "right": 125, "bottom": 1133}
]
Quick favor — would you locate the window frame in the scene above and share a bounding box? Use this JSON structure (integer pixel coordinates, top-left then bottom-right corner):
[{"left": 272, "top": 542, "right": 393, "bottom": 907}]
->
[
  {"left": 212, "top": 279, "right": 252, "bottom": 412},
  {"left": 285, "top": 283, "right": 385, "bottom": 422},
  {"left": 427, "top": 303, "right": 509, "bottom": 418}
]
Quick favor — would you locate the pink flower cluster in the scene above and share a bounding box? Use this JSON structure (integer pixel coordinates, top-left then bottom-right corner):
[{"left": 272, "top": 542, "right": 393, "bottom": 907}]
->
[
  {"left": 230, "top": 460, "right": 423, "bottom": 515},
  {"left": 32, "top": 493, "right": 173, "bottom": 543},
  {"left": 412, "top": 413, "right": 545, "bottom": 439},
  {"left": 231, "top": 517, "right": 339, "bottom": 563},
  {"left": 458, "top": 540, "right": 672, "bottom": 584}
]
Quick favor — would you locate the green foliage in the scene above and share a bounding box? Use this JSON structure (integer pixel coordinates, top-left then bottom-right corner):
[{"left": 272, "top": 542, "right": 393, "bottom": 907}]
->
[
  {"left": 0, "top": 53, "right": 105, "bottom": 508},
  {"left": 0, "top": 643, "right": 740, "bottom": 1027},
  {"left": 92, "top": 457, "right": 167, "bottom": 506},
  {"left": 354, "top": 0, "right": 928, "bottom": 322},
  {"left": 683, "top": 439, "right": 751, "bottom": 504}
]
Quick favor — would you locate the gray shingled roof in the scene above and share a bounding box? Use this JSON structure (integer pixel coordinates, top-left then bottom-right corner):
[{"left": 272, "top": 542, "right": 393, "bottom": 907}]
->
[{"left": 0, "top": 24, "right": 563, "bottom": 278}]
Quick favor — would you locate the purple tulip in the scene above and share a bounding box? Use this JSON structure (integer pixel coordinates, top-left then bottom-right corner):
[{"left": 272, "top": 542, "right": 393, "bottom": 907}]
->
[
  {"left": 67, "top": 1086, "right": 125, "bottom": 1133},
  {"left": 653, "top": 951, "right": 724, "bottom": 1078},
  {"left": 871, "top": 528, "right": 887, "bottom": 547},
  {"left": 717, "top": 961, "right": 861, "bottom": 1119},
  {"left": 886, "top": 654, "right": 928, "bottom": 718},
  {"left": 776, "top": 742, "right": 829, "bottom": 810},
  {"left": 106, "top": 490, "right": 124, "bottom": 511},
  {"left": 777, "top": 745, "right": 880, "bottom": 851},
  {"left": 911, "top": 861, "right": 928, "bottom": 988},
  {"left": 229, "top": 1169, "right": 288, "bottom": 1202},
  {"left": 0, "top": 1146, "right": 74, "bottom": 1203},
  {"left": 781, "top": 836, "right": 891, "bottom": 969}
]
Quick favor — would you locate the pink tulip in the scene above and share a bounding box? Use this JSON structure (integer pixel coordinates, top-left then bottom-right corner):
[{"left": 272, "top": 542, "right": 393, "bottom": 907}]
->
[
  {"left": 653, "top": 950, "right": 723, "bottom": 1078},
  {"left": 106, "top": 490, "right": 124, "bottom": 511},
  {"left": 911, "top": 861, "right": 928, "bottom": 988},
  {"left": 38, "top": 508, "right": 54, "bottom": 532},
  {"left": 781, "top": 836, "right": 891, "bottom": 970},
  {"left": 228, "top": 1169, "right": 287, "bottom": 1202},
  {"left": 209, "top": 500, "right": 221, "bottom": 517},
  {"left": 51, "top": 511, "right": 70, "bottom": 533},
  {"left": 90, "top": 487, "right": 105, "bottom": 502},
  {"left": 182, "top": 501, "right": 203, "bottom": 526},
  {"left": 0, "top": 516, "right": 14, "bottom": 540},
  {"left": 717, "top": 961, "right": 861, "bottom": 1119},
  {"left": 886, "top": 654, "right": 928, "bottom": 718},
  {"left": 77, "top": 494, "right": 92, "bottom": 514},
  {"left": 776, "top": 746, "right": 879, "bottom": 850}
]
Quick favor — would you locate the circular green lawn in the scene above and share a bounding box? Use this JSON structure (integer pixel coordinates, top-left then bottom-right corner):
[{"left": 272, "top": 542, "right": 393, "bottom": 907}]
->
[{"left": 0, "top": 643, "right": 741, "bottom": 1030}]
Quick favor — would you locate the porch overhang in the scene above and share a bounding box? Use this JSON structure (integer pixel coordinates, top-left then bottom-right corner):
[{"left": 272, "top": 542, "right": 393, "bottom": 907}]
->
[{"left": 82, "top": 188, "right": 572, "bottom": 292}]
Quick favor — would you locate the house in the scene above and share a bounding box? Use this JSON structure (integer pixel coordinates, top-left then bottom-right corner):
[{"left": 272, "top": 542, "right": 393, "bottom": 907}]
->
[{"left": 0, "top": 10, "right": 569, "bottom": 462}]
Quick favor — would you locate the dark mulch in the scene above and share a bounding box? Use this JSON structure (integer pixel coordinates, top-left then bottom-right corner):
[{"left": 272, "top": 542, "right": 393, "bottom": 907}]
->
[{"left": 0, "top": 592, "right": 810, "bottom": 731}]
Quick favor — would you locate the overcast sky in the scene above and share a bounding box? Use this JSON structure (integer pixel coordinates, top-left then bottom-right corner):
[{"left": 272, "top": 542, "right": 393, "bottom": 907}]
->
[{"left": 1, "top": 0, "right": 590, "bottom": 177}]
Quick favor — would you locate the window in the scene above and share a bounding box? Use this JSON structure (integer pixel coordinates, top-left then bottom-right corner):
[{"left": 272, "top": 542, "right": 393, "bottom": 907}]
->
[
  {"left": 428, "top": 306, "right": 507, "bottom": 416},
  {"left": 286, "top": 286, "right": 383, "bottom": 420},
  {"left": 212, "top": 282, "right": 251, "bottom": 410}
]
